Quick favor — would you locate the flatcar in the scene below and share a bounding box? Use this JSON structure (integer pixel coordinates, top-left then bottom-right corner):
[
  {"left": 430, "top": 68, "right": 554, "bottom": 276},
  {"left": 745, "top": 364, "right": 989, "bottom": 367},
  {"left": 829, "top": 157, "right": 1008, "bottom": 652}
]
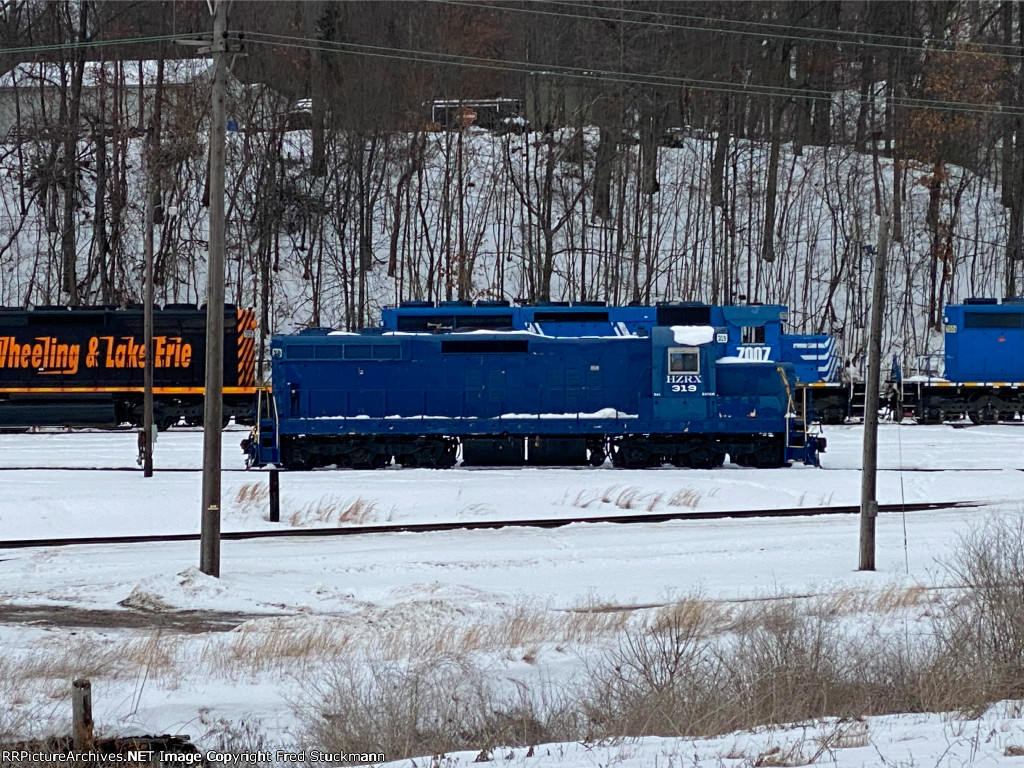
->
[
  {"left": 0, "top": 304, "right": 257, "bottom": 429},
  {"left": 244, "top": 318, "right": 825, "bottom": 470},
  {"left": 380, "top": 300, "right": 847, "bottom": 422}
]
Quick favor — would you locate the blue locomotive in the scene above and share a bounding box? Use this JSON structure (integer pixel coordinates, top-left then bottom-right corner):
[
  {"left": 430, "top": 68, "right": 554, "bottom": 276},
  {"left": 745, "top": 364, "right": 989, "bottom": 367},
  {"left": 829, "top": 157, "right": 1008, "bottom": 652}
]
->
[
  {"left": 380, "top": 301, "right": 846, "bottom": 422},
  {"left": 244, "top": 301, "right": 826, "bottom": 470},
  {"left": 898, "top": 299, "right": 1024, "bottom": 423}
]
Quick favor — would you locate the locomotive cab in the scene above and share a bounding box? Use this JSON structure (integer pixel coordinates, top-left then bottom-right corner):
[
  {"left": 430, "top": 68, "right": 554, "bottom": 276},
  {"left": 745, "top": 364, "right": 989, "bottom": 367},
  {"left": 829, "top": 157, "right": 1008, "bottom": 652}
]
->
[
  {"left": 648, "top": 325, "right": 793, "bottom": 424},
  {"left": 649, "top": 325, "right": 719, "bottom": 421}
]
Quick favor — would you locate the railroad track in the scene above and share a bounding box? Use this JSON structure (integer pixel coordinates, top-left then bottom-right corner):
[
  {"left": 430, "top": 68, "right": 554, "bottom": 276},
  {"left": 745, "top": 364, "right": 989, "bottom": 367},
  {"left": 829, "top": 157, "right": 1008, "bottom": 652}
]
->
[
  {"left": 0, "top": 500, "right": 986, "bottom": 551},
  {"left": 0, "top": 466, "right": 252, "bottom": 472},
  {"left": 0, "top": 465, "right": 1017, "bottom": 473}
]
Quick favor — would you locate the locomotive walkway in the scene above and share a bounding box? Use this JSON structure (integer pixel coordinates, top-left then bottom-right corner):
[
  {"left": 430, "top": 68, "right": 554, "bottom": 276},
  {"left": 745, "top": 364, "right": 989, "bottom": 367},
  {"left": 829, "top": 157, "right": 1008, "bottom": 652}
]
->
[{"left": 0, "top": 499, "right": 985, "bottom": 551}]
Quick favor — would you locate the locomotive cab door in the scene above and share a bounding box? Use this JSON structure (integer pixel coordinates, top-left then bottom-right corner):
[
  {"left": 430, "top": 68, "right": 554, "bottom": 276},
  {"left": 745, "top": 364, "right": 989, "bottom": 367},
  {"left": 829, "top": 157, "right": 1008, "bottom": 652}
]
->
[{"left": 649, "top": 326, "right": 715, "bottom": 421}]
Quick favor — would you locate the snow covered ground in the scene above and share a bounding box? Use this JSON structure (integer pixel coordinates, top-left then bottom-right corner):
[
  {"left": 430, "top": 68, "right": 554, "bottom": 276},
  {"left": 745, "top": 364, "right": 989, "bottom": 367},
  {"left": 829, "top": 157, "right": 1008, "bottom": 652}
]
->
[
  {"left": 407, "top": 711, "right": 1024, "bottom": 768},
  {"left": 1, "top": 422, "right": 1023, "bottom": 764}
]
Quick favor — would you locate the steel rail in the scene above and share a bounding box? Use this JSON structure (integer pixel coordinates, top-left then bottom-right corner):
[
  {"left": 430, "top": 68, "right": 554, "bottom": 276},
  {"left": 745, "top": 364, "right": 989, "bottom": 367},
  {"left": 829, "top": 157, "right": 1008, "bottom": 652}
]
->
[{"left": 0, "top": 500, "right": 986, "bottom": 551}]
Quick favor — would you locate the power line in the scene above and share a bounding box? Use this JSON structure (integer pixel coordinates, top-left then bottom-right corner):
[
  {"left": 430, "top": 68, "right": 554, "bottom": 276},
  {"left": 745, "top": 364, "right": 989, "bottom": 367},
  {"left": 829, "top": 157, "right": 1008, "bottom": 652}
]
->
[
  {"left": 0, "top": 33, "right": 192, "bottom": 56},
  {"left": 243, "top": 31, "right": 1022, "bottom": 118},
  {"left": 1, "top": 24, "right": 1016, "bottom": 117},
  {"left": 432, "top": 0, "right": 1023, "bottom": 58}
]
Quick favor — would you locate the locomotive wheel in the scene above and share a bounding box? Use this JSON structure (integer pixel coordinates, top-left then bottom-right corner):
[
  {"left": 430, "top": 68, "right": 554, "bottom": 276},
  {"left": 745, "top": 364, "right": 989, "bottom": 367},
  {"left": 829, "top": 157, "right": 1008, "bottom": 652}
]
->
[
  {"left": 434, "top": 444, "right": 458, "bottom": 468},
  {"left": 427, "top": 444, "right": 457, "bottom": 469},
  {"left": 612, "top": 442, "right": 657, "bottom": 469},
  {"left": 348, "top": 449, "right": 371, "bottom": 468},
  {"left": 395, "top": 452, "right": 431, "bottom": 469},
  {"left": 819, "top": 407, "right": 846, "bottom": 425},
  {"left": 283, "top": 445, "right": 314, "bottom": 470},
  {"left": 347, "top": 447, "right": 390, "bottom": 469},
  {"left": 690, "top": 448, "right": 726, "bottom": 469},
  {"left": 968, "top": 408, "right": 997, "bottom": 425},
  {"left": 731, "top": 440, "right": 783, "bottom": 468},
  {"left": 750, "top": 454, "right": 783, "bottom": 469},
  {"left": 156, "top": 411, "right": 178, "bottom": 431},
  {"left": 393, "top": 453, "right": 417, "bottom": 468},
  {"left": 586, "top": 438, "right": 608, "bottom": 467},
  {"left": 395, "top": 439, "right": 457, "bottom": 469}
]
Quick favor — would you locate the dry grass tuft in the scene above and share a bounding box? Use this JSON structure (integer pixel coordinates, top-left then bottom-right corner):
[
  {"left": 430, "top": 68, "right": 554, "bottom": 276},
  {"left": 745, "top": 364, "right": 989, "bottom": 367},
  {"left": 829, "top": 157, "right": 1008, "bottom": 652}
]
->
[
  {"left": 747, "top": 721, "right": 869, "bottom": 766},
  {"left": 215, "top": 619, "right": 353, "bottom": 677},
  {"left": 600, "top": 484, "right": 623, "bottom": 504},
  {"left": 0, "top": 658, "right": 64, "bottom": 741},
  {"left": 231, "top": 481, "right": 272, "bottom": 520},
  {"left": 20, "top": 633, "right": 181, "bottom": 683},
  {"left": 559, "top": 598, "right": 636, "bottom": 642},
  {"left": 296, "top": 651, "right": 580, "bottom": 761},
  {"left": 641, "top": 492, "right": 664, "bottom": 511},
  {"left": 573, "top": 486, "right": 669, "bottom": 512},
  {"left": 459, "top": 503, "right": 494, "bottom": 517},
  {"left": 668, "top": 488, "right": 704, "bottom": 509},
  {"left": 572, "top": 490, "right": 600, "bottom": 508},
  {"left": 234, "top": 482, "right": 269, "bottom": 507},
  {"left": 649, "top": 597, "right": 729, "bottom": 635},
  {"left": 872, "top": 583, "right": 930, "bottom": 613},
  {"left": 337, "top": 498, "right": 380, "bottom": 525},
  {"left": 613, "top": 486, "right": 641, "bottom": 509},
  {"left": 287, "top": 496, "right": 381, "bottom": 526},
  {"left": 233, "top": 483, "right": 387, "bottom": 526}
]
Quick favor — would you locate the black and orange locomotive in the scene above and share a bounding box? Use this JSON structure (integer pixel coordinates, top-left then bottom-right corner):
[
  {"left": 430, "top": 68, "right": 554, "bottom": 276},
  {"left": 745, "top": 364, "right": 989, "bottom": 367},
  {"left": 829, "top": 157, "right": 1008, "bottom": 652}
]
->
[{"left": 0, "top": 304, "right": 257, "bottom": 429}]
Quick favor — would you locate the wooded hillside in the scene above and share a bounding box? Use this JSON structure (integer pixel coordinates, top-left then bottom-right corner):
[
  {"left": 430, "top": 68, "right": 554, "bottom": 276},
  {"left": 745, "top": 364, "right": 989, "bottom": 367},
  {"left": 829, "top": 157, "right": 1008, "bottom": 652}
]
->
[{"left": 0, "top": 0, "right": 1020, "bottom": 370}]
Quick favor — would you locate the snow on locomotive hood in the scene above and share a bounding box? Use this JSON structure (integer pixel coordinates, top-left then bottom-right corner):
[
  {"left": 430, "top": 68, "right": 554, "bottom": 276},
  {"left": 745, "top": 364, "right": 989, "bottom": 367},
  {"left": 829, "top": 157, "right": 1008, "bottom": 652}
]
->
[{"left": 671, "top": 325, "right": 716, "bottom": 345}]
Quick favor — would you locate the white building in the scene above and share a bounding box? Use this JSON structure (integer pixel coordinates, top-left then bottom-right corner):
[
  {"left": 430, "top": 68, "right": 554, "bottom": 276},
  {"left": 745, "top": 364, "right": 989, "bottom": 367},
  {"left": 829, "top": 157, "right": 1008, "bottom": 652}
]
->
[{"left": 0, "top": 58, "right": 215, "bottom": 139}]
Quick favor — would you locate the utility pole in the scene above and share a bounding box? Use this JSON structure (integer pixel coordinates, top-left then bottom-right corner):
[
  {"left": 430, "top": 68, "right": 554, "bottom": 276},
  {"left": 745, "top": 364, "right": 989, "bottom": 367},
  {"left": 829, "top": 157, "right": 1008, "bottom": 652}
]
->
[
  {"left": 200, "top": 0, "right": 227, "bottom": 577},
  {"left": 142, "top": 58, "right": 163, "bottom": 478},
  {"left": 142, "top": 147, "right": 155, "bottom": 478},
  {"left": 860, "top": 216, "right": 889, "bottom": 571}
]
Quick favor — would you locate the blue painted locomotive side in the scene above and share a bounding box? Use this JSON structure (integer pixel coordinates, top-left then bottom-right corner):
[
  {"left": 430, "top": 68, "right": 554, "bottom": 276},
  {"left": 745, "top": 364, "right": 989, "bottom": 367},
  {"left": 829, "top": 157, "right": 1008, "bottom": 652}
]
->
[
  {"left": 379, "top": 302, "right": 840, "bottom": 384},
  {"left": 380, "top": 301, "right": 846, "bottom": 423},
  {"left": 275, "top": 332, "right": 648, "bottom": 426},
  {"left": 894, "top": 301, "right": 1024, "bottom": 424},
  {"left": 247, "top": 321, "right": 824, "bottom": 470},
  {"left": 942, "top": 303, "right": 1024, "bottom": 383}
]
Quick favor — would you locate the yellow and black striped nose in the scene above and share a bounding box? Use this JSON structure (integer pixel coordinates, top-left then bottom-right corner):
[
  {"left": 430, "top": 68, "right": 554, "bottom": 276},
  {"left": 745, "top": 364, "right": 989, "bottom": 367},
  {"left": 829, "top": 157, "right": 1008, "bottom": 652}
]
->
[{"left": 236, "top": 309, "right": 256, "bottom": 388}]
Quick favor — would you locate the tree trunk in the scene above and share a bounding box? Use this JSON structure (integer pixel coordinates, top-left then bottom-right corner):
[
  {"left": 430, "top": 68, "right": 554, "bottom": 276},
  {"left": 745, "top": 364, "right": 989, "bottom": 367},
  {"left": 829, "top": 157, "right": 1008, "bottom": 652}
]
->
[
  {"left": 60, "top": 1, "right": 87, "bottom": 305},
  {"left": 761, "top": 99, "right": 785, "bottom": 264},
  {"left": 710, "top": 98, "right": 729, "bottom": 208},
  {"left": 1003, "top": 0, "right": 1024, "bottom": 297},
  {"left": 926, "top": 163, "right": 943, "bottom": 328},
  {"left": 592, "top": 126, "right": 615, "bottom": 222}
]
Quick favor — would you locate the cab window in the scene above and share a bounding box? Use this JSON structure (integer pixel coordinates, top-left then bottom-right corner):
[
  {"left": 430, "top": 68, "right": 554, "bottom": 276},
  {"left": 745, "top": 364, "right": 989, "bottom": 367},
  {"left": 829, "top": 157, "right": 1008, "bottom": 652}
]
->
[
  {"left": 668, "top": 347, "right": 700, "bottom": 374},
  {"left": 741, "top": 325, "right": 766, "bottom": 344}
]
